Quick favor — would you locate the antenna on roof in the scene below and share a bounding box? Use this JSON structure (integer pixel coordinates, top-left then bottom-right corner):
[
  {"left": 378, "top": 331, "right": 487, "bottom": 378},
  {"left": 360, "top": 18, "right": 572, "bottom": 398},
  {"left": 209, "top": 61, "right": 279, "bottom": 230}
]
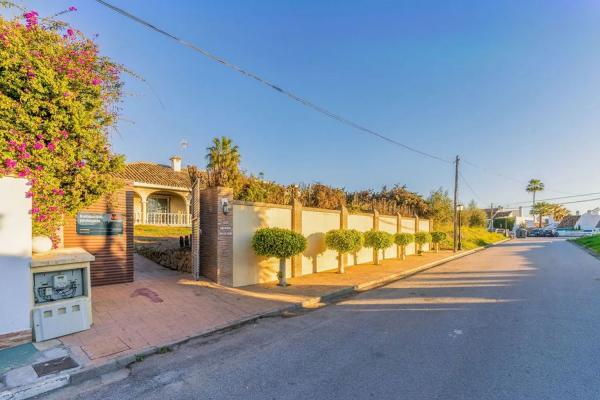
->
[{"left": 180, "top": 138, "right": 189, "bottom": 153}]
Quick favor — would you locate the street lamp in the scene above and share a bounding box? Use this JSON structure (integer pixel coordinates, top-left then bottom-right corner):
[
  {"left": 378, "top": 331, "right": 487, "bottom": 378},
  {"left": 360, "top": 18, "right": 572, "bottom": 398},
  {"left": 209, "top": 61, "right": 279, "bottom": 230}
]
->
[{"left": 457, "top": 204, "right": 464, "bottom": 251}]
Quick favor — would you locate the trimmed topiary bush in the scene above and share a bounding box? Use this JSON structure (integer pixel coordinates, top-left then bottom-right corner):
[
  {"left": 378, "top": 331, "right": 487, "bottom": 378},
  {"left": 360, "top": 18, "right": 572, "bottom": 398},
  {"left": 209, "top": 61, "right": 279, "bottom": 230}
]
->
[
  {"left": 414, "top": 232, "right": 432, "bottom": 254},
  {"left": 431, "top": 231, "right": 447, "bottom": 253},
  {"left": 251, "top": 228, "right": 307, "bottom": 286},
  {"left": 363, "top": 230, "right": 394, "bottom": 265},
  {"left": 325, "top": 229, "right": 363, "bottom": 273},
  {"left": 394, "top": 232, "right": 414, "bottom": 260}
]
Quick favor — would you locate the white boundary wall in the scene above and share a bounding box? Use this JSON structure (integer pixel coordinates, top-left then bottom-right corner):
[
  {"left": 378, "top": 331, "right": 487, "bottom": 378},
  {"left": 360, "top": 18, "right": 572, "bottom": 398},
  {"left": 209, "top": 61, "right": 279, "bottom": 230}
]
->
[
  {"left": 401, "top": 218, "right": 417, "bottom": 255},
  {"left": 301, "top": 209, "right": 340, "bottom": 274},
  {"left": 347, "top": 213, "right": 373, "bottom": 265},
  {"left": 232, "top": 203, "right": 292, "bottom": 287},
  {"left": 0, "top": 177, "right": 32, "bottom": 338},
  {"left": 379, "top": 215, "right": 398, "bottom": 259},
  {"left": 230, "top": 200, "right": 430, "bottom": 287}
]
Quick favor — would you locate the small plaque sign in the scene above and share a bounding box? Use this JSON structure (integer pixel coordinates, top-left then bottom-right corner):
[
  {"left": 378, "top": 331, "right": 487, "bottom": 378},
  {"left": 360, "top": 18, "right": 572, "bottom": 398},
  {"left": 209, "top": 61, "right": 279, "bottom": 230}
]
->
[{"left": 76, "top": 212, "right": 123, "bottom": 236}]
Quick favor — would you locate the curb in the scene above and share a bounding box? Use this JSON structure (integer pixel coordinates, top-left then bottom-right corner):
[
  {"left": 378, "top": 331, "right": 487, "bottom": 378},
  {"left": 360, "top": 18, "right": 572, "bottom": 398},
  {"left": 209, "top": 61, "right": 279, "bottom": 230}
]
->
[
  {"left": 11, "top": 238, "right": 510, "bottom": 399},
  {"left": 567, "top": 239, "right": 600, "bottom": 261}
]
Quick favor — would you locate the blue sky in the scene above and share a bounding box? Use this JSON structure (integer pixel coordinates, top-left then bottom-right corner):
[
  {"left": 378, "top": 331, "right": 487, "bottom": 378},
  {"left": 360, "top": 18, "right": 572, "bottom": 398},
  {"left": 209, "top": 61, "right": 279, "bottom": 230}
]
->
[{"left": 10, "top": 1, "right": 600, "bottom": 211}]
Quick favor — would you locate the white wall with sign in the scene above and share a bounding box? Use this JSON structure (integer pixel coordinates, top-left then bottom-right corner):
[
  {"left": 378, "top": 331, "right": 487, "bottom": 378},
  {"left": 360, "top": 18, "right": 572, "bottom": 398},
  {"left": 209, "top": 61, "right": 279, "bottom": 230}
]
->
[{"left": 0, "top": 177, "right": 32, "bottom": 342}]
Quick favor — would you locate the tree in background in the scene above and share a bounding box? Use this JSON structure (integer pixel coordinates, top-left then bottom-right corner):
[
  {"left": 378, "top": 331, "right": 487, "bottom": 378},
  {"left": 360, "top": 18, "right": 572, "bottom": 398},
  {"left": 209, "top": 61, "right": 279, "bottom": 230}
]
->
[
  {"left": 0, "top": 6, "right": 124, "bottom": 244},
  {"left": 206, "top": 136, "right": 241, "bottom": 190},
  {"left": 493, "top": 217, "right": 516, "bottom": 231},
  {"left": 531, "top": 201, "right": 553, "bottom": 228},
  {"left": 426, "top": 188, "right": 453, "bottom": 228},
  {"left": 526, "top": 179, "right": 545, "bottom": 227},
  {"left": 548, "top": 204, "right": 569, "bottom": 222},
  {"left": 463, "top": 200, "right": 486, "bottom": 227}
]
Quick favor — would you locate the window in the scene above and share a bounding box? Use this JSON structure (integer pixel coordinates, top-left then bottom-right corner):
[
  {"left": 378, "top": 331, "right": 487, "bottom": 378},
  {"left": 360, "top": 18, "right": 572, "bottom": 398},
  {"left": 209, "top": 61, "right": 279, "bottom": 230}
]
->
[{"left": 147, "top": 196, "right": 170, "bottom": 213}]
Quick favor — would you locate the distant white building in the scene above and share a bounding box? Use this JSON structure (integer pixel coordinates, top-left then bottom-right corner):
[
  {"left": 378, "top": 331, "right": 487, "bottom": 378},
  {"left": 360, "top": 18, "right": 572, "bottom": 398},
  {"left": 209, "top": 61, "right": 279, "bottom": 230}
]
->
[{"left": 575, "top": 208, "right": 600, "bottom": 233}]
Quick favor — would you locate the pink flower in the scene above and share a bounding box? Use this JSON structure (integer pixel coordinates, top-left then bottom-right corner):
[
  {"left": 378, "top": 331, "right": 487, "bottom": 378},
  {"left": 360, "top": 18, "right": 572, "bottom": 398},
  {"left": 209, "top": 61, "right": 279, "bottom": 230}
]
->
[
  {"left": 25, "top": 191, "right": 33, "bottom": 198},
  {"left": 35, "top": 165, "right": 43, "bottom": 171},
  {"left": 18, "top": 168, "right": 31, "bottom": 177},
  {"left": 17, "top": 152, "right": 31, "bottom": 160},
  {"left": 4, "top": 159, "right": 17, "bottom": 168},
  {"left": 63, "top": 92, "right": 70, "bottom": 97},
  {"left": 76, "top": 160, "right": 86, "bottom": 168},
  {"left": 60, "top": 130, "right": 69, "bottom": 139},
  {"left": 49, "top": 206, "right": 58, "bottom": 212},
  {"left": 33, "top": 142, "right": 44, "bottom": 150},
  {"left": 92, "top": 78, "right": 101, "bottom": 85},
  {"left": 30, "top": 207, "right": 40, "bottom": 214},
  {"left": 36, "top": 214, "right": 47, "bottom": 222},
  {"left": 23, "top": 10, "right": 38, "bottom": 28},
  {"left": 67, "top": 28, "right": 74, "bottom": 37},
  {"left": 68, "top": 6, "right": 77, "bottom": 11},
  {"left": 47, "top": 143, "right": 56, "bottom": 152}
]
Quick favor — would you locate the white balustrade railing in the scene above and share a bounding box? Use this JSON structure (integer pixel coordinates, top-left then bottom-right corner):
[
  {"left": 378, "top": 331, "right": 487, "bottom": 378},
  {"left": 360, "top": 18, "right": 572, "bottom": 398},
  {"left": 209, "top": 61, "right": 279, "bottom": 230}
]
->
[{"left": 134, "top": 212, "right": 192, "bottom": 226}]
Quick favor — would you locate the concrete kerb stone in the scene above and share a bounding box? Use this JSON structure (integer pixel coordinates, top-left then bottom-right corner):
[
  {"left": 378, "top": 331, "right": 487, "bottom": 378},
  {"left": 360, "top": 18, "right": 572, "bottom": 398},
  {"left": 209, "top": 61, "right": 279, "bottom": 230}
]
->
[
  {"left": 567, "top": 239, "right": 600, "bottom": 261},
  {"left": 20, "top": 238, "right": 511, "bottom": 399}
]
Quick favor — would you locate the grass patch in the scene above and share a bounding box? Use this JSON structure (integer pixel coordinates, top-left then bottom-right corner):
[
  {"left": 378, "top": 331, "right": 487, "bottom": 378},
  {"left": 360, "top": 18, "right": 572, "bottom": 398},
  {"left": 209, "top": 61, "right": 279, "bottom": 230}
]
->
[
  {"left": 437, "top": 225, "right": 506, "bottom": 250},
  {"left": 573, "top": 235, "right": 600, "bottom": 254},
  {"left": 134, "top": 225, "right": 191, "bottom": 238}
]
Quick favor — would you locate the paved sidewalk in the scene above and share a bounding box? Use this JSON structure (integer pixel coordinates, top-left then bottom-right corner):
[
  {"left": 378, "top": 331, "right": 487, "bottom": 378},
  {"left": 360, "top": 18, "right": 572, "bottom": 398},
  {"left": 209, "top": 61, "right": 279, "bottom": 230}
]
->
[
  {"left": 1, "top": 246, "right": 493, "bottom": 399},
  {"left": 60, "top": 249, "right": 466, "bottom": 367}
]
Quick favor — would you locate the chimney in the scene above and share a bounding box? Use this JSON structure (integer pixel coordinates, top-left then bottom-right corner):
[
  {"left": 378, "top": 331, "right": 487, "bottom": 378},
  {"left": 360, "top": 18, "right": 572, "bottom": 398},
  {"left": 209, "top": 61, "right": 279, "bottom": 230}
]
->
[{"left": 170, "top": 155, "right": 182, "bottom": 172}]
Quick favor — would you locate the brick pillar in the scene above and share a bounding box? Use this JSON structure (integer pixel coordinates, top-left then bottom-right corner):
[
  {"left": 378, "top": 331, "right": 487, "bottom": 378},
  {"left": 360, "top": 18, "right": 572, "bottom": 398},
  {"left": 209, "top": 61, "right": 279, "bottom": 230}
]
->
[
  {"left": 340, "top": 205, "right": 348, "bottom": 270},
  {"left": 372, "top": 209, "right": 380, "bottom": 264},
  {"left": 291, "top": 199, "right": 303, "bottom": 277},
  {"left": 200, "top": 187, "right": 233, "bottom": 286}
]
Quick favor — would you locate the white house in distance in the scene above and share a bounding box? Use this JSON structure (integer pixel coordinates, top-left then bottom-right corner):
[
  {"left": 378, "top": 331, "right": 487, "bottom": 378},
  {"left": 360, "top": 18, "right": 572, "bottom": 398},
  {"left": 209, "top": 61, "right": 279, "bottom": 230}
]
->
[
  {"left": 556, "top": 208, "right": 600, "bottom": 236},
  {"left": 575, "top": 208, "right": 600, "bottom": 233}
]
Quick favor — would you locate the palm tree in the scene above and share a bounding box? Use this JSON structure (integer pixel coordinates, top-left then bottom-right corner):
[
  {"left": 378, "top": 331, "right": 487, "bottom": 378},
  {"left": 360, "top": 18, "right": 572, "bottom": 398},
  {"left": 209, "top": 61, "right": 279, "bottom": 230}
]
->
[
  {"left": 205, "top": 136, "right": 241, "bottom": 189},
  {"left": 526, "top": 179, "right": 545, "bottom": 227}
]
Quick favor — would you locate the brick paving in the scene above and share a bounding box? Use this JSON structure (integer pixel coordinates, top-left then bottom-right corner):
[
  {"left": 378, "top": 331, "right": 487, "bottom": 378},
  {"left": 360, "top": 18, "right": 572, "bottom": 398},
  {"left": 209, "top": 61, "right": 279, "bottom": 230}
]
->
[{"left": 59, "top": 250, "right": 462, "bottom": 366}]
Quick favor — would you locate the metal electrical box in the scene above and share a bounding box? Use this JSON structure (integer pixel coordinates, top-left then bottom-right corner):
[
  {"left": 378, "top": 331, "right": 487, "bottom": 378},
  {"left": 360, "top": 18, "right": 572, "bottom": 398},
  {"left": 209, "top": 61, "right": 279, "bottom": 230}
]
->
[
  {"left": 33, "top": 269, "right": 86, "bottom": 304},
  {"left": 30, "top": 248, "right": 94, "bottom": 342}
]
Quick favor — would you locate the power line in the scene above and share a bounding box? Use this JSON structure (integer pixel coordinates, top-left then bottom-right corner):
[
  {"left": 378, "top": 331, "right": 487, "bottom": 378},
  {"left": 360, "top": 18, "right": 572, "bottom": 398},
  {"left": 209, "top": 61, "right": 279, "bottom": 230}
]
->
[
  {"left": 459, "top": 171, "right": 484, "bottom": 204},
  {"left": 94, "top": 0, "right": 451, "bottom": 165},
  {"left": 503, "top": 191, "right": 600, "bottom": 207},
  {"left": 461, "top": 159, "right": 573, "bottom": 196}
]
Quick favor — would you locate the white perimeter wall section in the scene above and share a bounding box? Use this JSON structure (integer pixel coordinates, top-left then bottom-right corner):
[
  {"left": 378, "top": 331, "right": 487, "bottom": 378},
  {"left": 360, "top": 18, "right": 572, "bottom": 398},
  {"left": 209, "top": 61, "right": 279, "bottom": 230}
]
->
[
  {"left": 301, "top": 209, "right": 340, "bottom": 274},
  {"left": 232, "top": 203, "right": 292, "bottom": 287},
  {"left": 379, "top": 215, "right": 398, "bottom": 259},
  {"left": 347, "top": 214, "right": 373, "bottom": 265},
  {"left": 0, "top": 177, "right": 32, "bottom": 336},
  {"left": 401, "top": 218, "right": 417, "bottom": 255},
  {"left": 419, "top": 219, "right": 431, "bottom": 251}
]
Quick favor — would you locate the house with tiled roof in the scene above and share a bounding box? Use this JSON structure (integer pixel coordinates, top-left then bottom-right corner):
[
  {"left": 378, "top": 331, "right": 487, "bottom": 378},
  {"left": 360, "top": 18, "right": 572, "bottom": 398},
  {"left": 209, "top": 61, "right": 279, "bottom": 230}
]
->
[{"left": 115, "top": 156, "right": 196, "bottom": 226}]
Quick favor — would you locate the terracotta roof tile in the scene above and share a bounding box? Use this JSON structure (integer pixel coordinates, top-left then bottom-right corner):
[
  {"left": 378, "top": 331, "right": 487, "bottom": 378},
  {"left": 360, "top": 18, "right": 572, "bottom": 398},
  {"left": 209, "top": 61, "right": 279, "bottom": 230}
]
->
[{"left": 115, "top": 162, "right": 191, "bottom": 189}]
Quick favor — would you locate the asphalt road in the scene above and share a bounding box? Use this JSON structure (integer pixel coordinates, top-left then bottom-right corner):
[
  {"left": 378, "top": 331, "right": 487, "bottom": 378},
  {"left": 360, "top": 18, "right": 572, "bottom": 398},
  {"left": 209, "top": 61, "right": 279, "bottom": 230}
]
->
[{"left": 46, "top": 238, "right": 600, "bottom": 400}]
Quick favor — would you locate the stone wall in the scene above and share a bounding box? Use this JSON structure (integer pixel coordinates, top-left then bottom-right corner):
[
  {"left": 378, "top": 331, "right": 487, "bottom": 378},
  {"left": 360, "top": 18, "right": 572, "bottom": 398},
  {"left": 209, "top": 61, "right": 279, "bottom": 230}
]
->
[{"left": 135, "top": 237, "right": 191, "bottom": 273}]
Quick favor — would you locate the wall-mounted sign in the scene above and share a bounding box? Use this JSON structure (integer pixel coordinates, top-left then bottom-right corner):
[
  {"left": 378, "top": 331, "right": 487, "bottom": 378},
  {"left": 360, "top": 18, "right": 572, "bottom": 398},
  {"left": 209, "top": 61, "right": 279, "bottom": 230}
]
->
[{"left": 76, "top": 213, "right": 123, "bottom": 236}]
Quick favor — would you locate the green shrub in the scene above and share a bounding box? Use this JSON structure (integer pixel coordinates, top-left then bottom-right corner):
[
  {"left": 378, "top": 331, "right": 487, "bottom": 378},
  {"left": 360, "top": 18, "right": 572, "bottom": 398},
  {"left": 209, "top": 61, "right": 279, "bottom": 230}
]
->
[
  {"left": 431, "top": 231, "right": 446, "bottom": 243},
  {"left": 394, "top": 233, "right": 414, "bottom": 260},
  {"left": 414, "top": 232, "right": 432, "bottom": 254},
  {"left": 325, "top": 229, "right": 363, "bottom": 273},
  {"left": 251, "top": 228, "right": 306, "bottom": 259},
  {"left": 394, "top": 233, "right": 414, "bottom": 246},
  {"left": 252, "top": 228, "right": 306, "bottom": 286},
  {"left": 431, "top": 231, "right": 447, "bottom": 252},
  {"left": 364, "top": 230, "right": 394, "bottom": 265}
]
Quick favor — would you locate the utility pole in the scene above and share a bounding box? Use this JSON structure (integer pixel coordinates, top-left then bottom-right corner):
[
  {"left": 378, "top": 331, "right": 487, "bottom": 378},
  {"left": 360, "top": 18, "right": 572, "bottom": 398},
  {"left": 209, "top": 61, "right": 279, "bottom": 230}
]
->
[{"left": 453, "top": 155, "right": 460, "bottom": 253}]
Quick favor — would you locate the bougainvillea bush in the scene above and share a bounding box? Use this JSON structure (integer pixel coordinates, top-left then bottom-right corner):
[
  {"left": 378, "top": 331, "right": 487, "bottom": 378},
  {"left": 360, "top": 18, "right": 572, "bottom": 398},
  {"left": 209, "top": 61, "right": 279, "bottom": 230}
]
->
[{"left": 0, "top": 6, "right": 124, "bottom": 243}]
